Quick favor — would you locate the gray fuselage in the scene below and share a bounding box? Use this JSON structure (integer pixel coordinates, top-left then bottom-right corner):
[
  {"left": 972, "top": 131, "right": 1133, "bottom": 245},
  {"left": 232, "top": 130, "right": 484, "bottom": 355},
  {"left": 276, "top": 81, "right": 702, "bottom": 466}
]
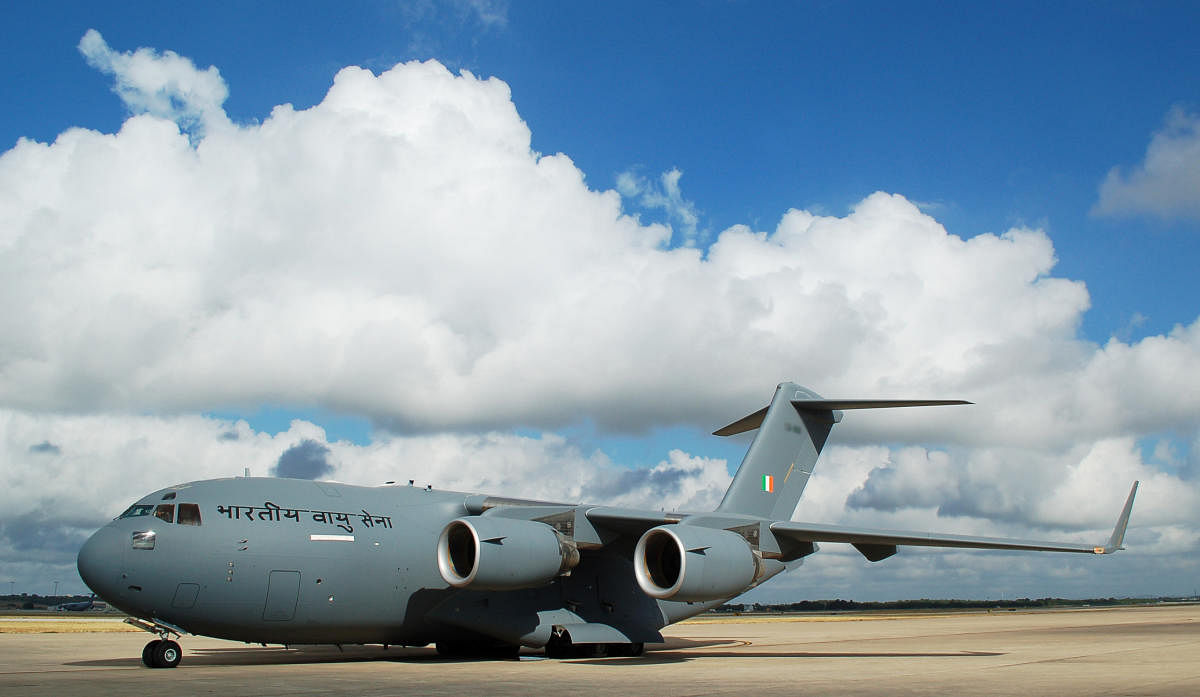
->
[{"left": 77, "top": 477, "right": 710, "bottom": 646}]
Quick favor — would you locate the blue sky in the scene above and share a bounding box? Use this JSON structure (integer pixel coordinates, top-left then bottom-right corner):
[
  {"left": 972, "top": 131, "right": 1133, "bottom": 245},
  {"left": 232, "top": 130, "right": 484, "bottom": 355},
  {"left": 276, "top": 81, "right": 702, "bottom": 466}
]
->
[{"left": 2, "top": 2, "right": 1199, "bottom": 600}]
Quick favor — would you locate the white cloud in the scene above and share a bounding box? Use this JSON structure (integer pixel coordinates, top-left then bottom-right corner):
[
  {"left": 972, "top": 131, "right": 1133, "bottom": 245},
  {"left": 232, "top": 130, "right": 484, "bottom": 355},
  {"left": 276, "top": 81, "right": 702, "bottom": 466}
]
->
[
  {"left": 5, "top": 34, "right": 1200, "bottom": 450},
  {"left": 763, "top": 438, "right": 1200, "bottom": 602},
  {"left": 77, "top": 29, "right": 230, "bottom": 138},
  {"left": 1094, "top": 107, "right": 1200, "bottom": 221}
]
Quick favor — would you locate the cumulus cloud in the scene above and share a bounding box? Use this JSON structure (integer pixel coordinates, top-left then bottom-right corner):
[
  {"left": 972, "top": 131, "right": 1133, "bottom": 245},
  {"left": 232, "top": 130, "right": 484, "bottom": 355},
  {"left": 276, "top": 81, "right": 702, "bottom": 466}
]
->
[
  {"left": 842, "top": 440, "right": 1192, "bottom": 531},
  {"left": 1094, "top": 107, "right": 1200, "bottom": 221},
  {"left": 10, "top": 43, "right": 1195, "bottom": 446},
  {"left": 77, "top": 29, "right": 230, "bottom": 138}
]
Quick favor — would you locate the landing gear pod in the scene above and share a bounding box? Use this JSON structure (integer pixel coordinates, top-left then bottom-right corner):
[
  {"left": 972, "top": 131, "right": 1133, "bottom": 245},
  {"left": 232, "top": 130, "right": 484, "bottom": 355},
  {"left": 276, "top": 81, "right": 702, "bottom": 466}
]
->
[
  {"left": 634, "top": 525, "right": 757, "bottom": 601},
  {"left": 437, "top": 516, "right": 580, "bottom": 590}
]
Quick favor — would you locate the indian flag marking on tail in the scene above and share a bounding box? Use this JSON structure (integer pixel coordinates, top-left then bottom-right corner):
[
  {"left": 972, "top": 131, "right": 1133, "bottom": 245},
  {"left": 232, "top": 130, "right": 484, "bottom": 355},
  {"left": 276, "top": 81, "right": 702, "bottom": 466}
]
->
[{"left": 762, "top": 474, "right": 775, "bottom": 493}]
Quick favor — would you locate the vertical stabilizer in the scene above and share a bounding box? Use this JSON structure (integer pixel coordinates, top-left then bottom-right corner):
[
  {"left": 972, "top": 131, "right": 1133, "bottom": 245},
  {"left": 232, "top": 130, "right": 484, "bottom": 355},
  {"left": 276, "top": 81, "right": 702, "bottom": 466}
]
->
[
  {"left": 714, "top": 383, "right": 970, "bottom": 520},
  {"left": 715, "top": 383, "right": 834, "bottom": 520}
]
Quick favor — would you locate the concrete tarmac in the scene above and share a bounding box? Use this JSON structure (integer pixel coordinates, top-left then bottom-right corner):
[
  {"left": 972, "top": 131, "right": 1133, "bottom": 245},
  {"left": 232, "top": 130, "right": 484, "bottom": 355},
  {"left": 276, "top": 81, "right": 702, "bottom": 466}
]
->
[{"left": 2, "top": 605, "right": 1196, "bottom": 696}]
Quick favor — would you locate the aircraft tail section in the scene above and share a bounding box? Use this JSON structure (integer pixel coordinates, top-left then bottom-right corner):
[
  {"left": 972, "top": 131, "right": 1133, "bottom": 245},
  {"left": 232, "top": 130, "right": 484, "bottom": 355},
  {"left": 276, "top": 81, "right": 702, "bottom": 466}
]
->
[
  {"left": 715, "top": 383, "right": 834, "bottom": 520},
  {"left": 714, "top": 382, "right": 969, "bottom": 520}
]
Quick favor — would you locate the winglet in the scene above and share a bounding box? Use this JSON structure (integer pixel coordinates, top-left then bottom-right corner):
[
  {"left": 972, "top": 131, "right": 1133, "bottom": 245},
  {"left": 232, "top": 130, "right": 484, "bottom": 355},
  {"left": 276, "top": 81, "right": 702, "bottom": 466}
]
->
[{"left": 1098, "top": 481, "right": 1138, "bottom": 554}]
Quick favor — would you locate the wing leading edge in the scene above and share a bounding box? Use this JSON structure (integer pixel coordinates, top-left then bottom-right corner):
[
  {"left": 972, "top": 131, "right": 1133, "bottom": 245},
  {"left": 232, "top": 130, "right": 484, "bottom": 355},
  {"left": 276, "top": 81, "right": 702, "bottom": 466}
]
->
[{"left": 772, "top": 481, "right": 1139, "bottom": 561}]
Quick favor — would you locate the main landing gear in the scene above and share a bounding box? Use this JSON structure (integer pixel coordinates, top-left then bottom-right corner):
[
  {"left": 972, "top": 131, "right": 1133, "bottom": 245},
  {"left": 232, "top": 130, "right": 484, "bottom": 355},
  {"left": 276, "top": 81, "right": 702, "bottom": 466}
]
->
[
  {"left": 141, "top": 639, "right": 182, "bottom": 668},
  {"left": 125, "top": 617, "right": 187, "bottom": 668}
]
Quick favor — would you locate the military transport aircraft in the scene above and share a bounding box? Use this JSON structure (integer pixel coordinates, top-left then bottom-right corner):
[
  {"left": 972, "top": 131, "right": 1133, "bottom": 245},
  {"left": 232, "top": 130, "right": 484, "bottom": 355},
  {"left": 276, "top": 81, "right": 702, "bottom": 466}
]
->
[
  {"left": 54, "top": 594, "right": 97, "bottom": 611},
  {"left": 77, "top": 382, "right": 1138, "bottom": 668}
]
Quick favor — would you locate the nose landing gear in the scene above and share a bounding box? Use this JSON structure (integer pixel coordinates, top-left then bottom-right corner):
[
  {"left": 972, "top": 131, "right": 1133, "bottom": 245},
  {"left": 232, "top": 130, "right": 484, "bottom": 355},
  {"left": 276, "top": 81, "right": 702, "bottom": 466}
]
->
[
  {"left": 125, "top": 617, "right": 187, "bottom": 668},
  {"left": 141, "top": 639, "right": 182, "bottom": 668}
]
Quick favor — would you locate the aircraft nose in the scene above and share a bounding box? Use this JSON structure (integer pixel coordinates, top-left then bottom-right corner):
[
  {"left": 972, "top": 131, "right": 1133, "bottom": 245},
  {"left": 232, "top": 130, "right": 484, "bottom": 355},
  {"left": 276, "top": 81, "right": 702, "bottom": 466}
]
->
[{"left": 77, "top": 526, "right": 121, "bottom": 598}]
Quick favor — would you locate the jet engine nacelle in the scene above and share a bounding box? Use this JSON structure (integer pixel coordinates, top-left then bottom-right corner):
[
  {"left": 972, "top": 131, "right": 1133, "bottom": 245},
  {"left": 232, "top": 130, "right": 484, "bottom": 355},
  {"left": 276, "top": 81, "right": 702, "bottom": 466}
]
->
[
  {"left": 437, "top": 516, "right": 580, "bottom": 591},
  {"left": 634, "top": 524, "right": 758, "bottom": 602}
]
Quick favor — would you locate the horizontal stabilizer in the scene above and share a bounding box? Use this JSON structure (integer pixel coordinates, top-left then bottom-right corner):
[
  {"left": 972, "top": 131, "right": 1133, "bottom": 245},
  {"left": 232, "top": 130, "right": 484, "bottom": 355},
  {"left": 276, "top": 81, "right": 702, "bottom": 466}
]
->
[
  {"left": 713, "top": 399, "right": 971, "bottom": 436},
  {"left": 794, "top": 399, "right": 973, "bottom": 410},
  {"left": 712, "top": 407, "right": 769, "bottom": 437}
]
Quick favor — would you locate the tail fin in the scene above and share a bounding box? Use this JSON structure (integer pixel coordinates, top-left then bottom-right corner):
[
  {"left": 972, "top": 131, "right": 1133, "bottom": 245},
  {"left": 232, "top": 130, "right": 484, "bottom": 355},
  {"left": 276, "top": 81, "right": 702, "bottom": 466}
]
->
[{"left": 714, "top": 382, "right": 969, "bottom": 519}]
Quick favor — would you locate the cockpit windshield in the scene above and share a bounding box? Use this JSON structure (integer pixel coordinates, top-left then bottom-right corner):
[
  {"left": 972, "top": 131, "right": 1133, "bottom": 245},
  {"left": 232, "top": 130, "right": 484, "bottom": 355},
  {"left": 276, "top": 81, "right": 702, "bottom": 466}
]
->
[
  {"left": 115, "top": 501, "right": 202, "bottom": 525},
  {"left": 177, "top": 503, "right": 202, "bottom": 526},
  {"left": 117, "top": 504, "right": 154, "bottom": 520}
]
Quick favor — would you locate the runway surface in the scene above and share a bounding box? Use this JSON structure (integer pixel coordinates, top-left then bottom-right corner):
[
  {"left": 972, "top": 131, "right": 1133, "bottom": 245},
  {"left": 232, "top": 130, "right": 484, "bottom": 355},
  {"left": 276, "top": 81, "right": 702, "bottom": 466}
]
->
[{"left": 2, "top": 605, "right": 1196, "bottom": 696}]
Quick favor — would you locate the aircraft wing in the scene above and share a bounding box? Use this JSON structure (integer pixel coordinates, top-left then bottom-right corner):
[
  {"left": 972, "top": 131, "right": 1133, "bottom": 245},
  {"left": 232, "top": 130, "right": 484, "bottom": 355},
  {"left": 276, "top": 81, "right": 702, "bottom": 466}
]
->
[
  {"left": 471, "top": 481, "right": 1136, "bottom": 563},
  {"left": 772, "top": 481, "right": 1138, "bottom": 561}
]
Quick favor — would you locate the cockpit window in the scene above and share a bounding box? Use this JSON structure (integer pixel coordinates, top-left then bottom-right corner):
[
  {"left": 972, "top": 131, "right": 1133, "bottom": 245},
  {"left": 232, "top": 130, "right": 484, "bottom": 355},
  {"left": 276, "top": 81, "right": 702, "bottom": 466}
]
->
[
  {"left": 117, "top": 504, "right": 154, "bottom": 520},
  {"left": 177, "top": 503, "right": 201, "bottom": 526},
  {"left": 154, "top": 504, "right": 175, "bottom": 523},
  {"left": 132, "top": 531, "right": 156, "bottom": 550},
  {"left": 161, "top": 492, "right": 176, "bottom": 501}
]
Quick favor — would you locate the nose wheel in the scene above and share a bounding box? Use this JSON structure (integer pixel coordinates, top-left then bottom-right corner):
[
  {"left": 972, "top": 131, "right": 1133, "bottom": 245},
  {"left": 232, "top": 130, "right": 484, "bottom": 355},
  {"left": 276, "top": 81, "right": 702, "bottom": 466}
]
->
[
  {"left": 141, "top": 639, "right": 182, "bottom": 668},
  {"left": 125, "top": 617, "right": 186, "bottom": 668}
]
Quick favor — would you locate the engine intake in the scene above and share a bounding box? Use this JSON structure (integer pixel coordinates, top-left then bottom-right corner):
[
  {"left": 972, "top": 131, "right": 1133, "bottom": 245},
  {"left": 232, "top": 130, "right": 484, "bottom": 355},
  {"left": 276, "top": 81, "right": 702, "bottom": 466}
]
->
[
  {"left": 634, "top": 524, "right": 758, "bottom": 601},
  {"left": 437, "top": 516, "right": 580, "bottom": 591}
]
